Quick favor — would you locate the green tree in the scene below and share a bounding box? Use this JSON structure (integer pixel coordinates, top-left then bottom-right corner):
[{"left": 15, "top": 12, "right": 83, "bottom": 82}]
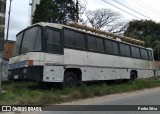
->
[
  {"left": 33, "top": 0, "right": 57, "bottom": 24},
  {"left": 33, "top": 0, "right": 77, "bottom": 24},
  {"left": 54, "top": 0, "right": 76, "bottom": 24},
  {"left": 124, "top": 20, "right": 160, "bottom": 60},
  {"left": 124, "top": 20, "right": 160, "bottom": 43}
]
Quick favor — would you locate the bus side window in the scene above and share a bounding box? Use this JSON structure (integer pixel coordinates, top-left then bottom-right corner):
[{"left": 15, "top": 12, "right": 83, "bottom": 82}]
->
[
  {"left": 144, "top": 50, "right": 149, "bottom": 60},
  {"left": 46, "top": 29, "right": 62, "bottom": 54},
  {"left": 88, "top": 35, "right": 96, "bottom": 51},
  {"left": 105, "top": 40, "right": 112, "bottom": 54},
  {"left": 140, "top": 49, "right": 149, "bottom": 60},
  {"left": 148, "top": 50, "right": 153, "bottom": 60},
  {"left": 96, "top": 38, "right": 104, "bottom": 52},
  {"left": 54, "top": 31, "right": 62, "bottom": 54},
  {"left": 131, "top": 46, "right": 136, "bottom": 58},
  {"left": 120, "top": 43, "right": 125, "bottom": 56},
  {"left": 64, "top": 29, "right": 86, "bottom": 50},
  {"left": 75, "top": 32, "right": 86, "bottom": 49},
  {"left": 125, "top": 45, "right": 131, "bottom": 57},
  {"left": 64, "top": 29, "right": 76, "bottom": 48},
  {"left": 112, "top": 42, "right": 119, "bottom": 55},
  {"left": 136, "top": 47, "right": 141, "bottom": 58},
  {"left": 46, "top": 29, "right": 54, "bottom": 53}
]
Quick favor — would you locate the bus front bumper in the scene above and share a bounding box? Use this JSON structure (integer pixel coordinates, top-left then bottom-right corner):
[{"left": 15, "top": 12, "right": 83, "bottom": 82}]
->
[{"left": 8, "top": 66, "right": 43, "bottom": 82}]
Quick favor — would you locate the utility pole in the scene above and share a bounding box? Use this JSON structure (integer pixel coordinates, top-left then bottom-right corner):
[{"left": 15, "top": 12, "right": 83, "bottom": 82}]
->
[
  {"left": 6, "top": 0, "right": 12, "bottom": 41},
  {"left": 30, "top": 0, "right": 41, "bottom": 25},
  {"left": 0, "top": 38, "right": 4, "bottom": 95},
  {"left": 0, "top": 0, "right": 7, "bottom": 94},
  {"left": 75, "top": 0, "right": 79, "bottom": 23},
  {"left": 158, "top": 47, "right": 160, "bottom": 61}
]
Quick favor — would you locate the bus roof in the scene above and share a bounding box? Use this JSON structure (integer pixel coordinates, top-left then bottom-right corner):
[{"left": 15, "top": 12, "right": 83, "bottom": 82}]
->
[{"left": 18, "top": 22, "right": 152, "bottom": 50}]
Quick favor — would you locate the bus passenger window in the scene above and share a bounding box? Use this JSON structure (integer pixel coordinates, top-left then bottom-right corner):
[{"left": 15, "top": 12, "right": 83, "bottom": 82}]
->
[
  {"left": 46, "top": 29, "right": 62, "bottom": 54},
  {"left": 112, "top": 42, "right": 119, "bottom": 55},
  {"left": 140, "top": 49, "right": 149, "bottom": 60},
  {"left": 136, "top": 48, "right": 141, "bottom": 58},
  {"left": 88, "top": 35, "right": 96, "bottom": 51},
  {"left": 148, "top": 50, "right": 153, "bottom": 60},
  {"left": 64, "top": 29, "right": 76, "bottom": 47},
  {"left": 96, "top": 38, "right": 104, "bottom": 52},
  {"left": 125, "top": 45, "right": 131, "bottom": 57},
  {"left": 105, "top": 40, "right": 112, "bottom": 54},
  {"left": 76, "top": 32, "right": 85, "bottom": 49},
  {"left": 120, "top": 43, "right": 125, "bottom": 56}
]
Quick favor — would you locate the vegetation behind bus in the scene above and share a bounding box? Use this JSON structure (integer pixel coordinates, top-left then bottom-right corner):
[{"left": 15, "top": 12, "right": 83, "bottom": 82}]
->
[
  {"left": 1, "top": 77, "right": 160, "bottom": 105},
  {"left": 124, "top": 20, "right": 160, "bottom": 60}
]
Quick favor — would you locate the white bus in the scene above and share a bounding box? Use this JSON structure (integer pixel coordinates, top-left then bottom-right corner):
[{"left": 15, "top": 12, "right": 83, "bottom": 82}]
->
[{"left": 8, "top": 22, "right": 155, "bottom": 87}]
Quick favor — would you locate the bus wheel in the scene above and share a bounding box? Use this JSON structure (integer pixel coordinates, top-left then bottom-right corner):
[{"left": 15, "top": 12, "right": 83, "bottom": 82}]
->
[
  {"left": 63, "top": 72, "right": 77, "bottom": 88},
  {"left": 130, "top": 71, "right": 137, "bottom": 81}
]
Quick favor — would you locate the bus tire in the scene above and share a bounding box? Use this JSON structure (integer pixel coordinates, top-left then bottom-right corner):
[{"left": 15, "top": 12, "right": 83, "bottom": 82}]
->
[
  {"left": 130, "top": 71, "right": 137, "bottom": 81},
  {"left": 63, "top": 72, "right": 77, "bottom": 88}
]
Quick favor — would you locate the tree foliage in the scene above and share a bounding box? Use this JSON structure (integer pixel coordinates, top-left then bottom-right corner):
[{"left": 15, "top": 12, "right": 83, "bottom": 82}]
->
[
  {"left": 54, "top": 0, "right": 76, "bottom": 24},
  {"left": 32, "top": 0, "right": 56, "bottom": 24},
  {"left": 124, "top": 20, "right": 160, "bottom": 60},
  {"left": 33, "top": 0, "right": 77, "bottom": 24},
  {"left": 85, "top": 8, "right": 127, "bottom": 34}
]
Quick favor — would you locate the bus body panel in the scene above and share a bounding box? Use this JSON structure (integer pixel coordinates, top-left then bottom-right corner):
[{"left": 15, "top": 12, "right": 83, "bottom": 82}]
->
[
  {"left": 9, "top": 49, "right": 155, "bottom": 82},
  {"left": 43, "top": 53, "right": 64, "bottom": 82},
  {"left": 63, "top": 49, "right": 154, "bottom": 69},
  {"left": 43, "top": 65, "right": 64, "bottom": 82},
  {"left": 64, "top": 49, "right": 88, "bottom": 65},
  {"left": 8, "top": 23, "right": 156, "bottom": 84}
]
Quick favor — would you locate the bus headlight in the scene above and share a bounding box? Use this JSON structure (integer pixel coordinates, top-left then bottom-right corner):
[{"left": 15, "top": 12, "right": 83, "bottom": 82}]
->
[{"left": 23, "top": 68, "right": 27, "bottom": 74}]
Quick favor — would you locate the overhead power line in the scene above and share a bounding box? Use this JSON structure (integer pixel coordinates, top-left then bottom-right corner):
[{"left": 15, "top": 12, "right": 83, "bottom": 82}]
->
[
  {"left": 101, "top": 0, "right": 141, "bottom": 20},
  {"left": 112, "top": 0, "right": 152, "bottom": 20},
  {"left": 134, "top": 0, "right": 160, "bottom": 15},
  {"left": 129, "top": 0, "right": 160, "bottom": 20}
]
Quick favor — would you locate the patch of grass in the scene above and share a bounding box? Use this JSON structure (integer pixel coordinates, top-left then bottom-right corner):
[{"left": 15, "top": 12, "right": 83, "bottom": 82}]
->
[
  {"left": 70, "top": 90, "right": 81, "bottom": 99},
  {"left": 79, "top": 84, "right": 93, "bottom": 98},
  {"left": 1, "top": 78, "right": 160, "bottom": 105}
]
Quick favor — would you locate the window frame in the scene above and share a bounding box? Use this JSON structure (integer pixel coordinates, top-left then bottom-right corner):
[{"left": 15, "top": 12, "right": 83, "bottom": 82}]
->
[
  {"left": 63, "top": 28, "right": 86, "bottom": 51},
  {"left": 96, "top": 37, "right": 105, "bottom": 52},
  {"left": 148, "top": 50, "right": 153, "bottom": 60},
  {"left": 119, "top": 43, "right": 126, "bottom": 56},
  {"left": 140, "top": 48, "right": 149, "bottom": 60},
  {"left": 125, "top": 44, "right": 131, "bottom": 57},
  {"left": 45, "top": 27, "right": 63, "bottom": 54},
  {"left": 75, "top": 32, "right": 86, "bottom": 49},
  {"left": 105, "top": 39, "right": 113, "bottom": 54}
]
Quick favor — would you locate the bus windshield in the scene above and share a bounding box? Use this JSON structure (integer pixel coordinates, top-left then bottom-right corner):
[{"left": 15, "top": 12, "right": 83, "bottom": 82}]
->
[{"left": 12, "top": 26, "right": 42, "bottom": 56}]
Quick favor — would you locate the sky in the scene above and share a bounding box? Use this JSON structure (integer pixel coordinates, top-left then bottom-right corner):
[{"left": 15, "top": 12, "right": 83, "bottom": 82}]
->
[{"left": 4, "top": 0, "right": 160, "bottom": 41}]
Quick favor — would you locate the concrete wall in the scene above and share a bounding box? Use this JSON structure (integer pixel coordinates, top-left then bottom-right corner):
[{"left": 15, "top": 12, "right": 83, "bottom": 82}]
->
[
  {"left": 3, "top": 41, "right": 15, "bottom": 60},
  {"left": 1, "top": 59, "right": 8, "bottom": 81}
]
